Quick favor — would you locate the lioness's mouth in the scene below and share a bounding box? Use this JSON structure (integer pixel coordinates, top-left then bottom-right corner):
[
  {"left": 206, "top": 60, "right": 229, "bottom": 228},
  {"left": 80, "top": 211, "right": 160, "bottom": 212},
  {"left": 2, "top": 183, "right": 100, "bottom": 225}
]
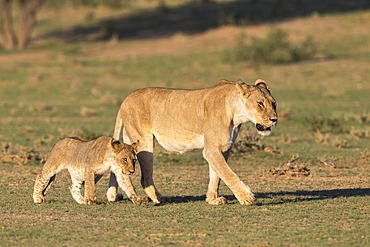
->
[{"left": 256, "top": 123, "right": 271, "bottom": 132}]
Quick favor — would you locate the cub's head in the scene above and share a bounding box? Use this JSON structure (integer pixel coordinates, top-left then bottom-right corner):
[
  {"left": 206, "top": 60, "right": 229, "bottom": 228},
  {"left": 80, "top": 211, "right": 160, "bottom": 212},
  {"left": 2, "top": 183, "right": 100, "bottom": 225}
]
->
[
  {"left": 110, "top": 139, "right": 139, "bottom": 175},
  {"left": 236, "top": 79, "right": 278, "bottom": 136}
]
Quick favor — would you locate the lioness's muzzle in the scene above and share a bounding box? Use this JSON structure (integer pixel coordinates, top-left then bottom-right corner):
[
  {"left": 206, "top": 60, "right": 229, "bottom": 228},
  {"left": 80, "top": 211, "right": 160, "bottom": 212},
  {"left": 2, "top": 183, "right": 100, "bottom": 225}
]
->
[{"left": 256, "top": 123, "right": 271, "bottom": 132}]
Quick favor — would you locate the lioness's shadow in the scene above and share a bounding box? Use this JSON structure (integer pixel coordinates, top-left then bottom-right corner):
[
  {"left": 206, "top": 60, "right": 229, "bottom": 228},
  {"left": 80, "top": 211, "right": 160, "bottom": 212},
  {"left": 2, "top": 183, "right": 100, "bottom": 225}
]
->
[{"left": 170, "top": 188, "right": 370, "bottom": 205}]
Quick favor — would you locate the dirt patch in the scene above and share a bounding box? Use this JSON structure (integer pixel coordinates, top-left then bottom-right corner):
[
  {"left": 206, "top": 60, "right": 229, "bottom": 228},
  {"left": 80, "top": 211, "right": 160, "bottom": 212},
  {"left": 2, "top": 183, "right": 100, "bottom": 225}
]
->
[
  {"left": 263, "top": 154, "right": 310, "bottom": 177},
  {"left": 0, "top": 50, "right": 51, "bottom": 64},
  {"left": 0, "top": 143, "right": 46, "bottom": 165},
  {"left": 233, "top": 135, "right": 281, "bottom": 155}
]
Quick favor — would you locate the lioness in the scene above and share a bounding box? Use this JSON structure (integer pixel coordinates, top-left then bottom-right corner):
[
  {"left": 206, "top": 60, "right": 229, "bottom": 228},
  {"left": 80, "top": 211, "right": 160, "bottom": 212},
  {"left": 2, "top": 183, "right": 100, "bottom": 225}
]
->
[
  {"left": 108, "top": 79, "right": 277, "bottom": 206},
  {"left": 33, "top": 136, "right": 147, "bottom": 205}
]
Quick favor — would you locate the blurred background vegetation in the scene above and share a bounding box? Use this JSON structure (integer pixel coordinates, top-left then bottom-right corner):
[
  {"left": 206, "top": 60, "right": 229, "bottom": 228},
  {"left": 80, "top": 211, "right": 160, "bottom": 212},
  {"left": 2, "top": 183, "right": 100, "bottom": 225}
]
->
[{"left": 1, "top": 0, "right": 369, "bottom": 49}]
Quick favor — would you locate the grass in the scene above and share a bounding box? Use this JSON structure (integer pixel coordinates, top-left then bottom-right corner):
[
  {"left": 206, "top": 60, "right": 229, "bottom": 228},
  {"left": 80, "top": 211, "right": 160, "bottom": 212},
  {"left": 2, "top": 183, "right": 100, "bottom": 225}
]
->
[{"left": 0, "top": 2, "right": 369, "bottom": 246}]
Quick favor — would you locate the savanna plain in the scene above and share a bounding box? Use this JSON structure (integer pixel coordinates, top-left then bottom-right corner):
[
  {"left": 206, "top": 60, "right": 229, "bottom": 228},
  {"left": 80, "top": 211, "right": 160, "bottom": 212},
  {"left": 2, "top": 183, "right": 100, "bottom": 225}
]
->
[{"left": 0, "top": 1, "right": 369, "bottom": 246}]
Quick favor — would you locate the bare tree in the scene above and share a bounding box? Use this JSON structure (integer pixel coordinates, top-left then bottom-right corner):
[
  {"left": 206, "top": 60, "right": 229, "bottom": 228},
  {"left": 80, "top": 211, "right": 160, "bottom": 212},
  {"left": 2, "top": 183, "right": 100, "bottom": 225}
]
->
[{"left": 0, "top": 0, "right": 45, "bottom": 49}]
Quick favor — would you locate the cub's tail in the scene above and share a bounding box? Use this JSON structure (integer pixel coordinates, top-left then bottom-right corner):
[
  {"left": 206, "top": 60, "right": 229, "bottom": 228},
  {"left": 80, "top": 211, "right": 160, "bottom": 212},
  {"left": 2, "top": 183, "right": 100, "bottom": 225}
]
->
[{"left": 113, "top": 107, "right": 123, "bottom": 141}]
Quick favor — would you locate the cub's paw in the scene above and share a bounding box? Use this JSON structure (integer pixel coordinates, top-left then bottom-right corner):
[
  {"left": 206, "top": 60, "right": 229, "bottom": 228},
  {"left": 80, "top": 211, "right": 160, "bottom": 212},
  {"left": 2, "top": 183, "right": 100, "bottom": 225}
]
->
[
  {"left": 83, "top": 197, "right": 97, "bottom": 205},
  {"left": 130, "top": 196, "right": 149, "bottom": 206},
  {"left": 206, "top": 196, "right": 227, "bottom": 205},
  {"left": 33, "top": 195, "right": 45, "bottom": 204}
]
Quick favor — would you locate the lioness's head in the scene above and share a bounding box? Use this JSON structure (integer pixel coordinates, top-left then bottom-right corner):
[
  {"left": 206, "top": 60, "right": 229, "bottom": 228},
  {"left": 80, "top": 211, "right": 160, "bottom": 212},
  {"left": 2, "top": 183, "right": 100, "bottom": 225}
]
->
[
  {"left": 110, "top": 139, "right": 139, "bottom": 175},
  {"left": 236, "top": 79, "right": 278, "bottom": 136}
]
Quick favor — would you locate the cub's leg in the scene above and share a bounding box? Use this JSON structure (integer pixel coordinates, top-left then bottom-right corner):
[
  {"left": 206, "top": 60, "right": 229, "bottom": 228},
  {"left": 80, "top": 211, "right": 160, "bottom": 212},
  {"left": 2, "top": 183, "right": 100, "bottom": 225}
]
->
[
  {"left": 43, "top": 174, "right": 56, "bottom": 197},
  {"left": 114, "top": 171, "right": 149, "bottom": 205},
  {"left": 69, "top": 176, "right": 84, "bottom": 204},
  {"left": 94, "top": 175, "right": 103, "bottom": 184},
  {"left": 84, "top": 169, "right": 97, "bottom": 205},
  {"left": 33, "top": 161, "right": 59, "bottom": 203}
]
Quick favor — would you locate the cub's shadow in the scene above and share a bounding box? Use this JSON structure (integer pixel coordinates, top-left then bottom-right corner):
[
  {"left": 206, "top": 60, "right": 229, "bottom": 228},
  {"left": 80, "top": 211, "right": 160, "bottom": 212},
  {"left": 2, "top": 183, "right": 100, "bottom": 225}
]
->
[{"left": 170, "top": 188, "right": 370, "bottom": 205}]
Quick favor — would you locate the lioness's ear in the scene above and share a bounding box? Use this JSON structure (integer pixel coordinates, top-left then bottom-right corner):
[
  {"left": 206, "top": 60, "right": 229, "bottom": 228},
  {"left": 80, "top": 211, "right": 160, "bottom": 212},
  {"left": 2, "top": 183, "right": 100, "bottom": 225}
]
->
[
  {"left": 236, "top": 79, "right": 251, "bottom": 97},
  {"left": 111, "top": 138, "right": 122, "bottom": 151},
  {"left": 255, "top": 79, "right": 270, "bottom": 90}
]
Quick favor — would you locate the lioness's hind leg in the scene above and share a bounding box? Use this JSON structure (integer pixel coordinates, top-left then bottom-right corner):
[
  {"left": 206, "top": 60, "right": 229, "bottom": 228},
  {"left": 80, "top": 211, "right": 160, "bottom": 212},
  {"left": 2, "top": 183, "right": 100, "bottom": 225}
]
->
[
  {"left": 107, "top": 172, "right": 124, "bottom": 202},
  {"left": 137, "top": 150, "right": 165, "bottom": 204}
]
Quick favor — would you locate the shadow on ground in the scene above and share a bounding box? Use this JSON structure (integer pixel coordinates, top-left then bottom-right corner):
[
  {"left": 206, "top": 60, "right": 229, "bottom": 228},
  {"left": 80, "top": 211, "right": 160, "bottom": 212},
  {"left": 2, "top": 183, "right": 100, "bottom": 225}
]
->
[
  {"left": 170, "top": 188, "right": 370, "bottom": 205},
  {"left": 42, "top": 0, "right": 370, "bottom": 42}
]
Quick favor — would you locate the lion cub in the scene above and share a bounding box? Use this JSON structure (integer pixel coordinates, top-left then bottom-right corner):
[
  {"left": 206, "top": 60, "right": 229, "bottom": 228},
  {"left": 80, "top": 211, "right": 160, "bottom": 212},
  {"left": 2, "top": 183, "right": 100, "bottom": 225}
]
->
[{"left": 33, "top": 136, "right": 146, "bottom": 205}]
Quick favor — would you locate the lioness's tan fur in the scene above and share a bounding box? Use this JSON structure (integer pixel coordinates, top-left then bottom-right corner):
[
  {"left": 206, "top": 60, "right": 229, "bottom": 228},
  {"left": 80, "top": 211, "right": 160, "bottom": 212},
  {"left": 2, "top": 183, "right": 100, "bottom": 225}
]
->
[
  {"left": 108, "top": 79, "right": 277, "bottom": 205},
  {"left": 33, "top": 136, "right": 147, "bottom": 205}
]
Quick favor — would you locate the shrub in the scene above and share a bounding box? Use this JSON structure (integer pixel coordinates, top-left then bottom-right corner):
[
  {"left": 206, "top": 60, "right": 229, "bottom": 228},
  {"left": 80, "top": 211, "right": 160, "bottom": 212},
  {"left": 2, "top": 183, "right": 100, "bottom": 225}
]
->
[
  {"left": 229, "top": 28, "right": 317, "bottom": 64},
  {"left": 305, "top": 116, "right": 345, "bottom": 134}
]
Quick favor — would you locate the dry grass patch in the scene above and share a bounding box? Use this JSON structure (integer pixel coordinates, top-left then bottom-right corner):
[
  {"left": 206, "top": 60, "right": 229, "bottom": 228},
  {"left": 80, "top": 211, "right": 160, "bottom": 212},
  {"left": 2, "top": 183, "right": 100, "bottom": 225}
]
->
[
  {"left": 0, "top": 143, "right": 46, "bottom": 165},
  {"left": 317, "top": 156, "right": 337, "bottom": 169},
  {"left": 263, "top": 154, "right": 310, "bottom": 177},
  {"left": 233, "top": 134, "right": 281, "bottom": 155}
]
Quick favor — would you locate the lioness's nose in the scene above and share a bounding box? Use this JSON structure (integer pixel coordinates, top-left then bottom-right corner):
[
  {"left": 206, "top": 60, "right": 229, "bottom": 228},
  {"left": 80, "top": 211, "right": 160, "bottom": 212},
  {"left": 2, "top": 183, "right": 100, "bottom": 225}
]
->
[{"left": 269, "top": 118, "right": 278, "bottom": 123}]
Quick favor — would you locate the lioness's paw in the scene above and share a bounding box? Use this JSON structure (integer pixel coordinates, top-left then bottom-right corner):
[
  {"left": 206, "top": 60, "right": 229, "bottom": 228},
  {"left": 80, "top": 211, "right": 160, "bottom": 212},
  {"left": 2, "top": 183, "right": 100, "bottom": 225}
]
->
[
  {"left": 236, "top": 192, "right": 255, "bottom": 206},
  {"left": 130, "top": 196, "right": 149, "bottom": 205},
  {"left": 83, "top": 198, "right": 97, "bottom": 205},
  {"left": 33, "top": 195, "right": 45, "bottom": 204},
  {"left": 206, "top": 196, "right": 227, "bottom": 205}
]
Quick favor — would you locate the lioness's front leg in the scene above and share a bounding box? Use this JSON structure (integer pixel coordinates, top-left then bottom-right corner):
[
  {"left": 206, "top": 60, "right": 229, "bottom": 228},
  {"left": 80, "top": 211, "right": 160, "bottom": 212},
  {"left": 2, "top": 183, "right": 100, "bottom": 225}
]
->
[
  {"left": 206, "top": 165, "right": 227, "bottom": 205},
  {"left": 206, "top": 149, "right": 233, "bottom": 205},
  {"left": 203, "top": 146, "right": 255, "bottom": 206}
]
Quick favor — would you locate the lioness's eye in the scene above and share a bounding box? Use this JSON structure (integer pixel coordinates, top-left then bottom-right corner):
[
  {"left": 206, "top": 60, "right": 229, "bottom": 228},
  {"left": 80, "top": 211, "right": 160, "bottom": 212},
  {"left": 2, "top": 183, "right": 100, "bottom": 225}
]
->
[
  {"left": 258, "top": 102, "right": 264, "bottom": 108},
  {"left": 122, "top": 158, "right": 127, "bottom": 163}
]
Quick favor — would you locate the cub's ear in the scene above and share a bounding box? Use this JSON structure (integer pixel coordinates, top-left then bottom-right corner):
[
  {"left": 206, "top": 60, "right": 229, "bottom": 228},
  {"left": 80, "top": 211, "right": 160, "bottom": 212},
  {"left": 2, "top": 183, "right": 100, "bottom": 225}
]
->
[
  {"left": 111, "top": 138, "right": 122, "bottom": 151},
  {"left": 131, "top": 140, "right": 139, "bottom": 153},
  {"left": 236, "top": 79, "right": 251, "bottom": 97},
  {"left": 255, "top": 79, "right": 270, "bottom": 90}
]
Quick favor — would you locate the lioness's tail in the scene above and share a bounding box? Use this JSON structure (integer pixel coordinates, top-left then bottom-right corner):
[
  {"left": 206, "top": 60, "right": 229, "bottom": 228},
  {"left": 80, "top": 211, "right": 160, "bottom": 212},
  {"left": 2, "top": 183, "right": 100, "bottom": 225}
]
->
[{"left": 113, "top": 107, "right": 123, "bottom": 141}]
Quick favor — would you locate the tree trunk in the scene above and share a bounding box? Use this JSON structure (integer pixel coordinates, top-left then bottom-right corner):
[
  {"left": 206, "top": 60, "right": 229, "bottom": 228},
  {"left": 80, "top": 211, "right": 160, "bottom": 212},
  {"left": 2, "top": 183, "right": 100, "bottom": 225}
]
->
[
  {"left": 0, "top": 0, "right": 16, "bottom": 49},
  {"left": 0, "top": 0, "right": 44, "bottom": 49},
  {"left": 16, "top": 0, "right": 45, "bottom": 48}
]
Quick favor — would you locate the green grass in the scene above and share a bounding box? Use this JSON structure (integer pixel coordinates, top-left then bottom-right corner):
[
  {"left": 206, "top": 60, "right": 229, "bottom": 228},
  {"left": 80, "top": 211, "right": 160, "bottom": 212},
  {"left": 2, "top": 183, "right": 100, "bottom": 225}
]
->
[{"left": 0, "top": 4, "right": 369, "bottom": 246}]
